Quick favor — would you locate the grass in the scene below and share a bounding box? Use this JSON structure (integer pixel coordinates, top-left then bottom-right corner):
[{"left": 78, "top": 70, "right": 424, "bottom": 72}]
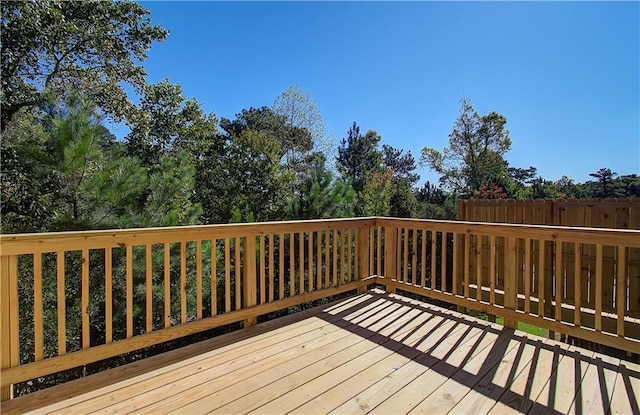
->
[{"left": 470, "top": 311, "right": 548, "bottom": 338}]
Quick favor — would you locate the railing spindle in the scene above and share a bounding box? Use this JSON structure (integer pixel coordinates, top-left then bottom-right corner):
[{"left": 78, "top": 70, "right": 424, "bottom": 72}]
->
[
  {"left": 317, "top": 231, "right": 322, "bottom": 290},
  {"left": 452, "top": 233, "right": 458, "bottom": 296},
  {"left": 538, "top": 240, "right": 545, "bottom": 317},
  {"left": 431, "top": 231, "right": 437, "bottom": 290},
  {"left": 333, "top": 230, "right": 338, "bottom": 286},
  {"left": 181, "top": 241, "right": 187, "bottom": 324},
  {"left": 260, "top": 234, "right": 265, "bottom": 304},
  {"left": 196, "top": 241, "right": 203, "bottom": 320},
  {"left": 57, "top": 251, "right": 67, "bottom": 352},
  {"left": 441, "top": 232, "right": 447, "bottom": 292},
  {"left": 289, "top": 233, "right": 295, "bottom": 295},
  {"left": 617, "top": 246, "right": 627, "bottom": 337},
  {"left": 211, "top": 239, "right": 217, "bottom": 316},
  {"left": 34, "top": 253, "right": 43, "bottom": 360},
  {"left": 307, "top": 231, "right": 313, "bottom": 292},
  {"left": 476, "top": 235, "right": 482, "bottom": 301},
  {"left": 574, "top": 243, "right": 581, "bottom": 326},
  {"left": 524, "top": 239, "right": 531, "bottom": 314},
  {"left": 163, "top": 243, "right": 170, "bottom": 328},
  {"left": 279, "top": 234, "right": 284, "bottom": 300},
  {"left": 421, "top": 230, "right": 427, "bottom": 288},
  {"left": 224, "top": 238, "right": 231, "bottom": 313},
  {"left": 555, "top": 241, "right": 563, "bottom": 322},
  {"left": 146, "top": 244, "right": 153, "bottom": 332},
  {"left": 594, "top": 244, "right": 602, "bottom": 332},
  {"left": 269, "top": 235, "right": 274, "bottom": 302},
  {"left": 235, "top": 238, "right": 241, "bottom": 311},
  {"left": 299, "top": 232, "right": 304, "bottom": 292}
]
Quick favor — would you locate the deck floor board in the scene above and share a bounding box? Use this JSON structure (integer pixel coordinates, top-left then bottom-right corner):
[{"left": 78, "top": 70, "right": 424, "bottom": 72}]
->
[{"left": 1, "top": 290, "right": 637, "bottom": 415}]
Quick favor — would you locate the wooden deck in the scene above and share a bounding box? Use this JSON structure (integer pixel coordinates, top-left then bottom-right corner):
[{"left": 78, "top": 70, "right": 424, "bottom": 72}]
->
[{"left": 2, "top": 290, "right": 638, "bottom": 415}]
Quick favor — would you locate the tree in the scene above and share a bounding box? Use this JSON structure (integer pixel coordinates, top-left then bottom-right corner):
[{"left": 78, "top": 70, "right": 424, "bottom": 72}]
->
[
  {"left": 286, "top": 156, "right": 355, "bottom": 220},
  {"left": 360, "top": 169, "right": 393, "bottom": 217},
  {"left": 1, "top": 0, "right": 167, "bottom": 130},
  {"left": 421, "top": 98, "right": 511, "bottom": 197},
  {"left": 126, "top": 79, "right": 218, "bottom": 167},
  {"left": 382, "top": 145, "right": 419, "bottom": 217},
  {"left": 273, "top": 84, "right": 330, "bottom": 162},
  {"left": 588, "top": 168, "right": 617, "bottom": 198},
  {"left": 336, "top": 122, "right": 382, "bottom": 194}
]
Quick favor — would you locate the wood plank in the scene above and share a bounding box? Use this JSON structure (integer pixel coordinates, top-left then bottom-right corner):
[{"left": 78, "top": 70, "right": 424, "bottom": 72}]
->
[
  {"left": 525, "top": 347, "right": 594, "bottom": 414},
  {"left": 162, "top": 298, "right": 431, "bottom": 415},
  {"left": 575, "top": 243, "right": 582, "bottom": 326},
  {"left": 449, "top": 332, "right": 542, "bottom": 414},
  {"left": 617, "top": 246, "right": 627, "bottom": 337},
  {"left": 490, "top": 235, "right": 496, "bottom": 305},
  {"left": 486, "top": 340, "right": 572, "bottom": 414},
  {"left": 608, "top": 360, "right": 640, "bottom": 415},
  {"left": 1, "top": 255, "right": 13, "bottom": 400},
  {"left": 568, "top": 352, "right": 620, "bottom": 414},
  {"left": 1, "top": 293, "right": 377, "bottom": 414},
  {"left": 556, "top": 241, "right": 563, "bottom": 322},
  {"left": 595, "top": 244, "right": 603, "bottom": 332}
]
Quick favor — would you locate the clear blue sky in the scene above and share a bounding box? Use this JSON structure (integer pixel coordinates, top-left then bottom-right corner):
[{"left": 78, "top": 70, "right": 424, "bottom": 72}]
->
[{"left": 126, "top": 1, "right": 639, "bottom": 186}]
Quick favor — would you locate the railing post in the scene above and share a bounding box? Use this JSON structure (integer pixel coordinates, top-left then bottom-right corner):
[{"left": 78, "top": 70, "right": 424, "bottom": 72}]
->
[
  {"left": 384, "top": 225, "right": 397, "bottom": 293},
  {"left": 504, "top": 237, "right": 518, "bottom": 329},
  {"left": 1, "top": 255, "right": 14, "bottom": 400},
  {"left": 243, "top": 236, "right": 257, "bottom": 327},
  {"left": 357, "top": 223, "right": 370, "bottom": 294}
]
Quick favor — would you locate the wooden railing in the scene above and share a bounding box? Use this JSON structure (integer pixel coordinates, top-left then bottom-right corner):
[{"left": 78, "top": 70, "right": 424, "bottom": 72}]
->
[{"left": 1, "top": 217, "right": 639, "bottom": 400}]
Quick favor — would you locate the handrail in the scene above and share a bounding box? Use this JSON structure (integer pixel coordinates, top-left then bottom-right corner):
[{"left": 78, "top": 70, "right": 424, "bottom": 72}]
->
[{"left": 1, "top": 216, "right": 639, "bottom": 400}]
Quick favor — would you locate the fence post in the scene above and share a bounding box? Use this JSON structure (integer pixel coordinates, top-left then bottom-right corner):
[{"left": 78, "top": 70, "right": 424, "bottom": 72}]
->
[
  {"left": 504, "top": 237, "right": 518, "bottom": 329},
  {"left": 357, "top": 223, "right": 370, "bottom": 294},
  {"left": 384, "top": 226, "right": 397, "bottom": 293},
  {"left": 243, "top": 236, "right": 257, "bottom": 327}
]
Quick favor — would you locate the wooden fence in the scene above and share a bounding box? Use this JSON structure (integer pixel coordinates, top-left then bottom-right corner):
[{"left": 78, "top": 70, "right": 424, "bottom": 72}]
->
[{"left": 457, "top": 198, "right": 640, "bottom": 321}]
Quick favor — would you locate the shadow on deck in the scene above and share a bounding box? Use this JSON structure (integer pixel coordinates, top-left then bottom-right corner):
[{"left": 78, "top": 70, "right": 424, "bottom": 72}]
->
[{"left": 2, "top": 290, "right": 639, "bottom": 414}]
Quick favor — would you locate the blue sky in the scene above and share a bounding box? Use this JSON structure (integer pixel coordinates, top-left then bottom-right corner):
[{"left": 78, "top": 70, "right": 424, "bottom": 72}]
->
[{"left": 126, "top": 1, "right": 639, "bottom": 186}]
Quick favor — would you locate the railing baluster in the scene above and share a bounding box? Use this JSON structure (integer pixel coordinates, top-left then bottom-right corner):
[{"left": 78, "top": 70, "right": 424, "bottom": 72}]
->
[
  {"left": 125, "top": 246, "right": 133, "bottom": 337},
  {"left": 34, "top": 253, "right": 43, "bottom": 360},
  {"left": 164, "top": 243, "right": 170, "bottom": 328},
  {"left": 464, "top": 233, "right": 470, "bottom": 298},
  {"left": 441, "top": 231, "right": 447, "bottom": 292},
  {"left": 452, "top": 233, "right": 458, "bottom": 296},
  {"left": 555, "top": 241, "right": 563, "bottom": 322},
  {"left": 538, "top": 240, "right": 545, "bottom": 317},
  {"left": 595, "top": 244, "right": 602, "bottom": 332},
  {"left": 279, "top": 234, "right": 284, "bottom": 300},
  {"left": 260, "top": 234, "right": 265, "bottom": 305},
  {"left": 421, "top": 230, "right": 427, "bottom": 288},
  {"left": 403, "top": 228, "right": 408, "bottom": 284},
  {"left": 377, "top": 227, "right": 382, "bottom": 277},
  {"left": 307, "top": 231, "right": 313, "bottom": 292},
  {"left": 196, "top": 240, "right": 202, "bottom": 320},
  {"left": 476, "top": 235, "right": 482, "bottom": 301},
  {"left": 412, "top": 229, "right": 417, "bottom": 285},
  {"left": 617, "top": 246, "right": 627, "bottom": 337},
  {"left": 1, "top": 256, "right": 13, "bottom": 400},
  {"left": 347, "top": 228, "right": 352, "bottom": 283},
  {"left": 369, "top": 226, "right": 374, "bottom": 277},
  {"left": 269, "top": 235, "right": 274, "bottom": 302},
  {"left": 489, "top": 236, "right": 496, "bottom": 305},
  {"left": 224, "top": 238, "right": 231, "bottom": 313},
  {"left": 235, "top": 238, "right": 241, "bottom": 311},
  {"left": 289, "top": 233, "right": 295, "bottom": 295},
  {"left": 299, "top": 232, "right": 304, "bottom": 292},
  {"left": 431, "top": 231, "right": 437, "bottom": 290},
  {"left": 181, "top": 241, "right": 187, "bottom": 324},
  {"left": 146, "top": 244, "right": 153, "bottom": 332},
  {"left": 57, "top": 251, "right": 67, "bottom": 351},
  {"left": 324, "top": 231, "right": 330, "bottom": 288},
  {"left": 81, "top": 248, "right": 90, "bottom": 349},
  {"left": 211, "top": 239, "right": 217, "bottom": 316},
  {"left": 524, "top": 239, "right": 531, "bottom": 314},
  {"left": 317, "top": 231, "right": 322, "bottom": 290},
  {"left": 332, "top": 230, "right": 338, "bottom": 286},
  {"left": 574, "top": 243, "right": 581, "bottom": 327}
]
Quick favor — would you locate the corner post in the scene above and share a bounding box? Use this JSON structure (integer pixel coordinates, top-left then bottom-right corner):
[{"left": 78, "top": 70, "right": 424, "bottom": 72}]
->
[
  {"left": 356, "top": 222, "right": 370, "bottom": 294},
  {"left": 384, "top": 224, "right": 397, "bottom": 293},
  {"left": 503, "top": 236, "right": 518, "bottom": 329},
  {"left": 243, "top": 236, "right": 257, "bottom": 327}
]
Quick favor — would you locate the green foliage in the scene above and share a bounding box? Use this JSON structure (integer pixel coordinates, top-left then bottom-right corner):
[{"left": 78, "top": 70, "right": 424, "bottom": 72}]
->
[
  {"left": 126, "top": 79, "right": 218, "bottom": 167},
  {"left": 421, "top": 98, "right": 511, "bottom": 197},
  {"left": 360, "top": 168, "right": 393, "bottom": 216},
  {"left": 336, "top": 123, "right": 383, "bottom": 195},
  {"left": 0, "top": 0, "right": 167, "bottom": 130},
  {"left": 287, "top": 156, "right": 355, "bottom": 219}
]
